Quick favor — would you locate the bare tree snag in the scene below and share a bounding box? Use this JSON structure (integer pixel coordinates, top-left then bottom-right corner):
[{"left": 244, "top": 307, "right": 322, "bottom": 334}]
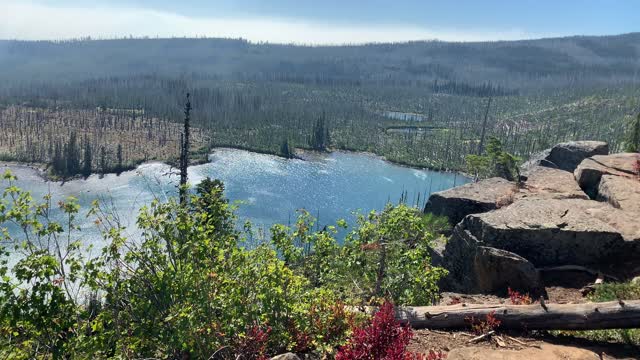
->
[
  {"left": 477, "top": 96, "right": 492, "bottom": 155},
  {"left": 179, "top": 93, "right": 191, "bottom": 205},
  {"left": 393, "top": 300, "right": 640, "bottom": 331}
]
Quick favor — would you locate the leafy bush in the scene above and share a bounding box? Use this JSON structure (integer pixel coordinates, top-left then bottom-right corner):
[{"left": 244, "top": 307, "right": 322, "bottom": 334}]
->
[
  {"left": 0, "top": 172, "right": 93, "bottom": 358},
  {"left": 336, "top": 301, "right": 445, "bottom": 360},
  {"left": 508, "top": 287, "right": 533, "bottom": 305},
  {"left": 467, "top": 311, "right": 501, "bottom": 335},
  {"left": 235, "top": 322, "right": 272, "bottom": 360},
  {"left": 0, "top": 172, "right": 445, "bottom": 358},
  {"left": 272, "top": 205, "right": 448, "bottom": 306}
]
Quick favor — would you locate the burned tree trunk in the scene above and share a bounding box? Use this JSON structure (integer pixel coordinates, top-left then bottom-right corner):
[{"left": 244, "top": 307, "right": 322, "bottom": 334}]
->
[
  {"left": 477, "top": 96, "right": 492, "bottom": 155},
  {"left": 179, "top": 93, "right": 191, "bottom": 205},
  {"left": 392, "top": 300, "right": 640, "bottom": 331}
]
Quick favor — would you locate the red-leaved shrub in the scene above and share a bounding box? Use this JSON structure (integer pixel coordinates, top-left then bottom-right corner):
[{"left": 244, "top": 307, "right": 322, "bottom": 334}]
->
[
  {"left": 235, "top": 322, "right": 272, "bottom": 360},
  {"left": 467, "top": 311, "right": 501, "bottom": 335},
  {"left": 336, "top": 301, "right": 446, "bottom": 360},
  {"left": 508, "top": 287, "right": 533, "bottom": 305}
]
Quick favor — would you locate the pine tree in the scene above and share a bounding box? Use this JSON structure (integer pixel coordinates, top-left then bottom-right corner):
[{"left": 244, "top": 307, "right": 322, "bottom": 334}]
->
[
  {"left": 82, "top": 137, "right": 92, "bottom": 178},
  {"left": 280, "top": 139, "right": 292, "bottom": 158},
  {"left": 116, "top": 144, "right": 123, "bottom": 175},
  {"left": 309, "top": 113, "right": 328, "bottom": 151},
  {"left": 52, "top": 141, "right": 63, "bottom": 175},
  {"left": 65, "top": 132, "right": 80, "bottom": 176}
]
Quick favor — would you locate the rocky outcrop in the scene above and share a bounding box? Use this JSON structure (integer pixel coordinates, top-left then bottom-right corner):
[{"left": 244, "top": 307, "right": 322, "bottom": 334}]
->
[
  {"left": 442, "top": 198, "right": 640, "bottom": 293},
  {"left": 597, "top": 174, "right": 640, "bottom": 214},
  {"left": 473, "top": 247, "right": 544, "bottom": 297},
  {"left": 574, "top": 153, "right": 639, "bottom": 198},
  {"left": 518, "top": 166, "right": 588, "bottom": 200},
  {"left": 578, "top": 200, "right": 640, "bottom": 242},
  {"left": 456, "top": 199, "right": 634, "bottom": 266},
  {"left": 424, "top": 178, "right": 516, "bottom": 226},
  {"left": 433, "top": 141, "right": 640, "bottom": 295},
  {"left": 523, "top": 141, "right": 608, "bottom": 173}
]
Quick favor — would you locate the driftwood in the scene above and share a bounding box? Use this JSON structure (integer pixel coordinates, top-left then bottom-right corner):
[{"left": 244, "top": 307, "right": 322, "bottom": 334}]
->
[
  {"left": 394, "top": 300, "right": 640, "bottom": 331},
  {"left": 468, "top": 330, "right": 494, "bottom": 343}
]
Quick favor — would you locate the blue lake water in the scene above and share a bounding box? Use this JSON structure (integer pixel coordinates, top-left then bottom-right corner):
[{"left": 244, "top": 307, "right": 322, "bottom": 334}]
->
[
  {"left": 384, "top": 111, "right": 429, "bottom": 122},
  {"left": 1, "top": 148, "right": 469, "bottom": 250}
]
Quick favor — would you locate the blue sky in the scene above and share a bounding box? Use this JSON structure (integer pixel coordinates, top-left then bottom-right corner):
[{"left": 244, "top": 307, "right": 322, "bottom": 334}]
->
[{"left": 1, "top": 0, "right": 638, "bottom": 43}]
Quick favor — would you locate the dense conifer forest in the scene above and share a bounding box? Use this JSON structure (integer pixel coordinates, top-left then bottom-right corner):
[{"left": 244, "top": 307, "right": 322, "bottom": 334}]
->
[{"left": 0, "top": 33, "right": 639, "bottom": 176}]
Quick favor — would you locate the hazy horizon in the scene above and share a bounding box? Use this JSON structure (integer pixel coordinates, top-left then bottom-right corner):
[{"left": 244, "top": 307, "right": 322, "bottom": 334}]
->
[{"left": 2, "top": 0, "right": 638, "bottom": 45}]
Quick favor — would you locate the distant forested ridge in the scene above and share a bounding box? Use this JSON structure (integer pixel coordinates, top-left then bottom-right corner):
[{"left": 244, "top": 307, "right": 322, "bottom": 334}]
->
[
  {"left": 1, "top": 33, "right": 639, "bottom": 88},
  {"left": 0, "top": 33, "right": 638, "bottom": 175}
]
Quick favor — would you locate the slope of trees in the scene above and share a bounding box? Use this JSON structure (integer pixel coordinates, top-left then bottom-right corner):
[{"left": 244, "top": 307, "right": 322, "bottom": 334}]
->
[
  {"left": 0, "top": 35, "right": 638, "bottom": 174},
  {"left": 1, "top": 33, "right": 639, "bottom": 90}
]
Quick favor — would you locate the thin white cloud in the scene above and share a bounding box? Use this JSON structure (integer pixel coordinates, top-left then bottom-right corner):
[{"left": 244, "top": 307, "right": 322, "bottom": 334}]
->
[{"left": 0, "top": 1, "right": 549, "bottom": 44}]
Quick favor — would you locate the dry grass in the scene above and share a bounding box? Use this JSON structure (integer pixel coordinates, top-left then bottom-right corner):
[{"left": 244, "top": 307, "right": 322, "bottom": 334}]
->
[{"left": 495, "top": 185, "right": 520, "bottom": 209}]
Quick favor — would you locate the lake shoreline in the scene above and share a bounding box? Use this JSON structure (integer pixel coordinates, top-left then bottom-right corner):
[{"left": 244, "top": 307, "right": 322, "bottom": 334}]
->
[
  {"left": 0, "top": 147, "right": 470, "bottom": 246},
  {"left": 1, "top": 146, "right": 470, "bottom": 186}
]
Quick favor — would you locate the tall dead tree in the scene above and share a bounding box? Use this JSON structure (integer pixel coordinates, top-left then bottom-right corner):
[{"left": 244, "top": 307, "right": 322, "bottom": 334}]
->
[
  {"left": 477, "top": 96, "right": 492, "bottom": 155},
  {"left": 179, "top": 93, "right": 191, "bottom": 205}
]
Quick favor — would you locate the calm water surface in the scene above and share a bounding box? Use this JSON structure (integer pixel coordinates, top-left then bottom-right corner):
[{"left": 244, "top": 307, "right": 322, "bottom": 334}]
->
[{"left": 1, "top": 148, "right": 469, "bottom": 250}]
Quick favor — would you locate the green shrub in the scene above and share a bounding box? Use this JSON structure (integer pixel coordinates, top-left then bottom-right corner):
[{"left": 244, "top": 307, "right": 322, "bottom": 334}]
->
[
  {"left": 466, "top": 137, "right": 521, "bottom": 181},
  {"left": 0, "top": 173, "right": 445, "bottom": 358},
  {"left": 271, "top": 204, "right": 448, "bottom": 306}
]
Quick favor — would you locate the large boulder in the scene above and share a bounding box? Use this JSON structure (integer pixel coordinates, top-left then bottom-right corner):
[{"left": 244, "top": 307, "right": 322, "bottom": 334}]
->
[
  {"left": 597, "top": 174, "right": 640, "bottom": 214},
  {"left": 578, "top": 200, "right": 640, "bottom": 242},
  {"left": 424, "top": 178, "right": 516, "bottom": 226},
  {"left": 589, "top": 153, "right": 639, "bottom": 174},
  {"left": 518, "top": 166, "right": 588, "bottom": 200},
  {"left": 473, "top": 246, "right": 544, "bottom": 297},
  {"left": 448, "top": 199, "right": 637, "bottom": 268},
  {"left": 574, "top": 153, "right": 640, "bottom": 198},
  {"left": 523, "top": 141, "right": 608, "bottom": 173}
]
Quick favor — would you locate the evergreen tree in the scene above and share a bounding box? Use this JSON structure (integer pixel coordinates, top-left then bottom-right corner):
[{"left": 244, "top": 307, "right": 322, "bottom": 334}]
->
[
  {"left": 309, "top": 113, "right": 328, "bottom": 151},
  {"left": 52, "top": 141, "right": 64, "bottom": 175},
  {"left": 116, "top": 143, "right": 123, "bottom": 175},
  {"left": 65, "top": 132, "right": 80, "bottom": 176},
  {"left": 466, "top": 137, "right": 520, "bottom": 182},
  {"left": 280, "top": 139, "right": 293, "bottom": 158},
  {"left": 82, "top": 137, "right": 92, "bottom": 178}
]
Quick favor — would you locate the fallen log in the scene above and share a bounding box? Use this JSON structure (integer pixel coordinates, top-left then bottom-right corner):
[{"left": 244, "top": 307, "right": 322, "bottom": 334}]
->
[{"left": 394, "top": 300, "right": 640, "bottom": 331}]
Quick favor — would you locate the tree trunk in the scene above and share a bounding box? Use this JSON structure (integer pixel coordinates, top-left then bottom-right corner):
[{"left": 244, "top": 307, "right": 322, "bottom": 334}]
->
[
  {"left": 179, "top": 93, "right": 191, "bottom": 205},
  {"left": 392, "top": 300, "right": 640, "bottom": 331},
  {"left": 477, "top": 96, "right": 492, "bottom": 155}
]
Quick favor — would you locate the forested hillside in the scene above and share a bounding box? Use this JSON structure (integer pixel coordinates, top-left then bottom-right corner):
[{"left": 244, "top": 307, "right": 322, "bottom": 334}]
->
[{"left": 0, "top": 33, "right": 638, "bottom": 175}]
